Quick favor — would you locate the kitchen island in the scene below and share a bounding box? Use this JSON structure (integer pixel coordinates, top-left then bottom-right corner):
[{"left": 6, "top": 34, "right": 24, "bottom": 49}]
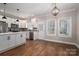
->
[{"left": 0, "top": 31, "right": 27, "bottom": 53}]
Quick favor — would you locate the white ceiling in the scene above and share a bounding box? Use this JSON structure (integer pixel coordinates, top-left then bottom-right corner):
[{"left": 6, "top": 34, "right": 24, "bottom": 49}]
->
[{"left": 0, "top": 3, "right": 78, "bottom": 19}]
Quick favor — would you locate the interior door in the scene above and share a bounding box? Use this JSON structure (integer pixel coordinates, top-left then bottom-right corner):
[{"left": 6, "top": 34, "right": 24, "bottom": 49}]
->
[{"left": 37, "top": 21, "right": 45, "bottom": 39}]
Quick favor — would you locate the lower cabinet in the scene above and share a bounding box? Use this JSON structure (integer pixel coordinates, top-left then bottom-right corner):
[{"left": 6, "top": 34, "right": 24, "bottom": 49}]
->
[
  {"left": 0, "top": 35, "right": 9, "bottom": 51},
  {"left": 0, "top": 35, "right": 16, "bottom": 52},
  {"left": 16, "top": 33, "right": 24, "bottom": 45},
  {"left": 8, "top": 34, "right": 16, "bottom": 48},
  {"left": 21, "top": 32, "right": 26, "bottom": 43},
  {"left": 16, "top": 32, "right": 26, "bottom": 45},
  {"left": 0, "top": 32, "right": 27, "bottom": 52}
]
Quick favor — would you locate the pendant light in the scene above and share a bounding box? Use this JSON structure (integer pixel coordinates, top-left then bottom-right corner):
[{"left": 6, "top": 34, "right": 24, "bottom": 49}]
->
[
  {"left": 2, "top": 3, "right": 7, "bottom": 19},
  {"left": 51, "top": 3, "right": 60, "bottom": 16},
  {"left": 16, "top": 9, "right": 19, "bottom": 22}
]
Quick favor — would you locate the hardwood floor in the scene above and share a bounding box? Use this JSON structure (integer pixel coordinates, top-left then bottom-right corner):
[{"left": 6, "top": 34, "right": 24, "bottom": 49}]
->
[{"left": 0, "top": 40, "right": 78, "bottom": 56}]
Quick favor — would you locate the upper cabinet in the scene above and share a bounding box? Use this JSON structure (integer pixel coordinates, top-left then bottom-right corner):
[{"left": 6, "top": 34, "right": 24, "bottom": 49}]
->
[
  {"left": 19, "top": 20, "right": 27, "bottom": 28},
  {"left": 58, "top": 17, "right": 72, "bottom": 37}
]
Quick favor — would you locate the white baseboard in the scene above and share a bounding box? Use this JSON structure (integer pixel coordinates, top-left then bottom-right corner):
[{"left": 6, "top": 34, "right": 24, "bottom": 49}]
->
[
  {"left": 75, "top": 44, "right": 79, "bottom": 48},
  {"left": 36, "top": 39, "right": 79, "bottom": 48},
  {"left": 39, "top": 39, "right": 76, "bottom": 45}
]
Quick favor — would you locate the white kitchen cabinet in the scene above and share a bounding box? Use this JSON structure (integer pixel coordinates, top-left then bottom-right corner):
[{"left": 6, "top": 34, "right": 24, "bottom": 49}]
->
[
  {"left": 0, "top": 32, "right": 27, "bottom": 53},
  {"left": 21, "top": 32, "right": 26, "bottom": 42},
  {"left": 16, "top": 32, "right": 26, "bottom": 45},
  {"left": 16, "top": 33, "right": 22, "bottom": 45},
  {"left": 0, "top": 35, "right": 8, "bottom": 51},
  {"left": 8, "top": 34, "right": 16, "bottom": 48},
  {"left": 19, "top": 20, "right": 27, "bottom": 28}
]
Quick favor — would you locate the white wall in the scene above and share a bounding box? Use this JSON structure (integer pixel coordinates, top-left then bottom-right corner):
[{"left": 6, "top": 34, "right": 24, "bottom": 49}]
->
[{"left": 77, "top": 9, "right": 79, "bottom": 46}]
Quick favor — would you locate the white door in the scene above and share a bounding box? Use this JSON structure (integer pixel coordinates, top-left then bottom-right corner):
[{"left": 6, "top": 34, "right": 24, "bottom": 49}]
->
[
  {"left": 0, "top": 35, "right": 8, "bottom": 51},
  {"left": 8, "top": 35, "right": 16, "bottom": 48},
  {"left": 37, "top": 21, "right": 45, "bottom": 39}
]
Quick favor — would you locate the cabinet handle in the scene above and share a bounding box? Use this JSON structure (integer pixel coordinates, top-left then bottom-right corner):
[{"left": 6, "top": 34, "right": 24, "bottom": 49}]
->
[
  {"left": 7, "top": 36, "right": 10, "bottom": 40},
  {"left": 21, "top": 34, "right": 22, "bottom": 37}
]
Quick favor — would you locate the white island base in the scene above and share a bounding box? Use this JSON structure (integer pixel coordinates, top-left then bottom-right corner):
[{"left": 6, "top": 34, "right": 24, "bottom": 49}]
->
[{"left": 0, "top": 31, "right": 27, "bottom": 53}]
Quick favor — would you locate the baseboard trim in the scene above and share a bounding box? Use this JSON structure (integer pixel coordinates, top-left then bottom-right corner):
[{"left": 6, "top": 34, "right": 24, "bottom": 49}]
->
[
  {"left": 36, "top": 39, "right": 79, "bottom": 48},
  {"left": 39, "top": 39, "right": 76, "bottom": 45},
  {"left": 75, "top": 44, "right": 79, "bottom": 49}
]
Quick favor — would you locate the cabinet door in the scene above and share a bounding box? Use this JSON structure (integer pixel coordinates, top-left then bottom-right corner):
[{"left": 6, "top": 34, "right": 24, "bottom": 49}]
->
[
  {"left": 16, "top": 33, "right": 26, "bottom": 45},
  {"left": 8, "top": 35, "right": 16, "bottom": 48},
  {"left": 22, "top": 32, "right": 26, "bottom": 41},
  {"left": 16, "top": 33, "right": 23, "bottom": 45},
  {"left": 0, "top": 35, "right": 8, "bottom": 51},
  {"left": 16, "top": 33, "right": 21, "bottom": 45}
]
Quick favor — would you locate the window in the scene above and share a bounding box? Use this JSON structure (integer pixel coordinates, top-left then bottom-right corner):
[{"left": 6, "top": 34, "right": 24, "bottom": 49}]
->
[
  {"left": 46, "top": 20, "right": 56, "bottom": 36},
  {"left": 58, "top": 17, "right": 72, "bottom": 37}
]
